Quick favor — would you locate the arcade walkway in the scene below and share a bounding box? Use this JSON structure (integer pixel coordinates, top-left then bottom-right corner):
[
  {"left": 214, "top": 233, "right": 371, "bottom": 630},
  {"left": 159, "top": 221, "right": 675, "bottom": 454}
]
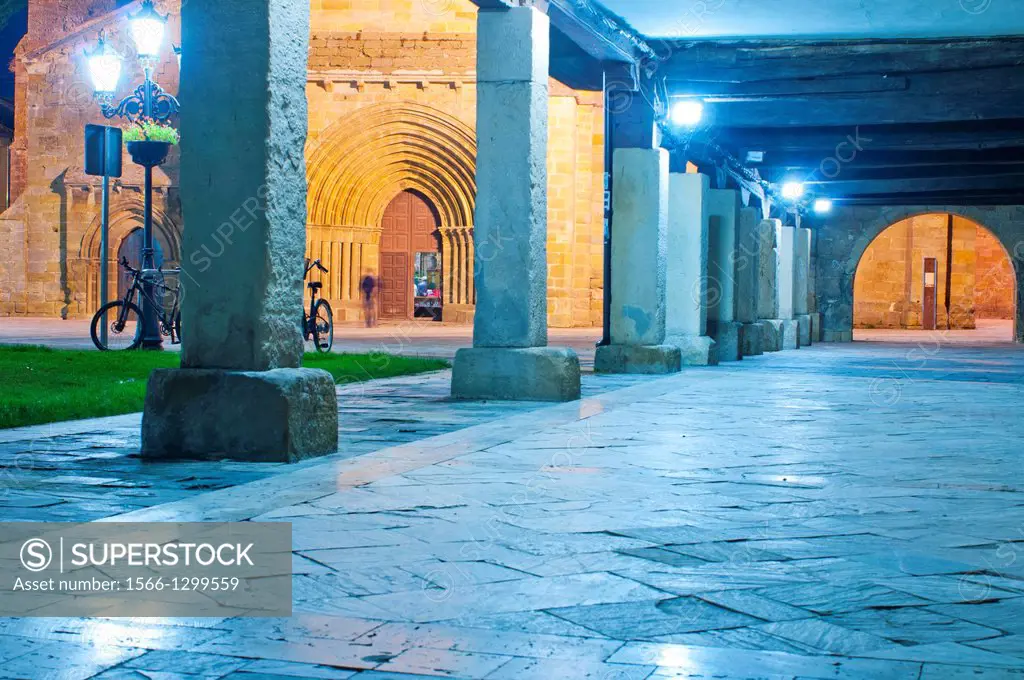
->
[{"left": 1, "top": 340, "right": 1023, "bottom": 678}]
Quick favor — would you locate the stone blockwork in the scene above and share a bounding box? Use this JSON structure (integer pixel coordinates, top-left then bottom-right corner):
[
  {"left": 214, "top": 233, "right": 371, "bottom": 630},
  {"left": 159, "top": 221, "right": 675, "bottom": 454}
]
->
[
  {"left": 0, "top": 0, "right": 605, "bottom": 329},
  {"left": 816, "top": 205, "right": 1024, "bottom": 343},
  {"left": 0, "top": 0, "right": 181, "bottom": 318}
]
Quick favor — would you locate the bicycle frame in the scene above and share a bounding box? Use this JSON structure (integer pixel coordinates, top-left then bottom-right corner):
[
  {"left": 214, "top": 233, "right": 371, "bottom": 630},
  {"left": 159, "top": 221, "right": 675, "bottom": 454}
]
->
[
  {"left": 304, "top": 259, "right": 329, "bottom": 340},
  {"left": 117, "top": 258, "right": 181, "bottom": 338}
]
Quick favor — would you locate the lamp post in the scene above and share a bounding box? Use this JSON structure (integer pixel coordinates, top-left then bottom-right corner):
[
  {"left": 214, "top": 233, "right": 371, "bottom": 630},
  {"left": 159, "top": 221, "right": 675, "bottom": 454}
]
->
[{"left": 86, "top": 0, "right": 179, "bottom": 349}]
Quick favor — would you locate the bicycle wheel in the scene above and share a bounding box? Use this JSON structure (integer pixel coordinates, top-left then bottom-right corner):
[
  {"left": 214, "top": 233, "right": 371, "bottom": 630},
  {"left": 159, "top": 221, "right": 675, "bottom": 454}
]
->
[
  {"left": 90, "top": 300, "right": 143, "bottom": 351},
  {"left": 312, "top": 299, "right": 334, "bottom": 353}
]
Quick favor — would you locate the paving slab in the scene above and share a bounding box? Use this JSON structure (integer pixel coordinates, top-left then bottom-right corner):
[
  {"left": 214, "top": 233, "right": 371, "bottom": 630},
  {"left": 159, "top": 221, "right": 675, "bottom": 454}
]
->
[{"left": 0, "top": 340, "right": 1022, "bottom": 678}]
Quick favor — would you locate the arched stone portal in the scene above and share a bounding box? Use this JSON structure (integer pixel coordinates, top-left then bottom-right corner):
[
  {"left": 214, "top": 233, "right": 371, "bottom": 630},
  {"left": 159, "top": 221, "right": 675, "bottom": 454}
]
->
[
  {"left": 853, "top": 214, "right": 1015, "bottom": 336},
  {"left": 305, "top": 102, "right": 476, "bottom": 322},
  {"left": 816, "top": 205, "right": 1024, "bottom": 343},
  {"left": 79, "top": 198, "right": 181, "bottom": 311}
]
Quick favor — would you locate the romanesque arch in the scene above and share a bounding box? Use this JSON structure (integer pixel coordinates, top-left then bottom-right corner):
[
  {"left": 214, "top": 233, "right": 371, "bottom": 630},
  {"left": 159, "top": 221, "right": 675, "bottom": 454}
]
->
[
  {"left": 78, "top": 196, "right": 182, "bottom": 310},
  {"left": 305, "top": 102, "right": 478, "bottom": 321},
  {"left": 307, "top": 102, "right": 476, "bottom": 229},
  {"left": 816, "top": 205, "right": 1024, "bottom": 343}
]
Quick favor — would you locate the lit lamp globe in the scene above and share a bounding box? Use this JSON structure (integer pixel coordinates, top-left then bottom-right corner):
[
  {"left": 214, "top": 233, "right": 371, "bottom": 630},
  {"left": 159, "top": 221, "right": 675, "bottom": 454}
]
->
[
  {"left": 781, "top": 181, "right": 805, "bottom": 201},
  {"left": 130, "top": 0, "right": 167, "bottom": 59},
  {"left": 87, "top": 36, "right": 122, "bottom": 96},
  {"left": 670, "top": 100, "right": 704, "bottom": 127}
]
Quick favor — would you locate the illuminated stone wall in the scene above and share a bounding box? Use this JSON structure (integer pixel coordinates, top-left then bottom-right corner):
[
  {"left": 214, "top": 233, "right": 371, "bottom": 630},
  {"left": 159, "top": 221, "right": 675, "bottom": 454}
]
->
[{"left": 0, "top": 0, "right": 605, "bottom": 328}]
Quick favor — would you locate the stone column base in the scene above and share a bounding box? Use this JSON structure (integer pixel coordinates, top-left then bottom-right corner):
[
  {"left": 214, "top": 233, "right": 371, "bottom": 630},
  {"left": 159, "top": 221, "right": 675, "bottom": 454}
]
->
[
  {"left": 811, "top": 313, "right": 822, "bottom": 342},
  {"left": 782, "top": 319, "right": 799, "bottom": 350},
  {"left": 142, "top": 368, "right": 339, "bottom": 462},
  {"left": 796, "top": 314, "right": 812, "bottom": 347},
  {"left": 452, "top": 347, "right": 581, "bottom": 401},
  {"left": 667, "top": 335, "right": 718, "bottom": 366},
  {"left": 595, "top": 344, "right": 682, "bottom": 374},
  {"left": 761, "top": 320, "right": 784, "bottom": 352},
  {"left": 741, "top": 322, "right": 764, "bottom": 356},
  {"left": 823, "top": 329, "right": 853, "bottom": 343},
  {"left": 710, "top": 321, "right": 743, "bottom": 362}
]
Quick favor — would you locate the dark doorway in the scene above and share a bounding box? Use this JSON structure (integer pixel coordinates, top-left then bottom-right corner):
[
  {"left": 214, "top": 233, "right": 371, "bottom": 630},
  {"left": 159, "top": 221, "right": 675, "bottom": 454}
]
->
[
  {"left": 379, "top": 190, "right": 441, "bottom": 320},
  {"left": 116, "top": 227, "right": 164, "bottom": 300}
]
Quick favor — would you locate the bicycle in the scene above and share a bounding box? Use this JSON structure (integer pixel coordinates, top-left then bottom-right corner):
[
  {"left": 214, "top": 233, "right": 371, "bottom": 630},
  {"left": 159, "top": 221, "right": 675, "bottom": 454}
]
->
[
  {"left": 303, "top": 258, "right": 334, "bottom": 353},
  {"left": 90, "top": 257, "right": 182, "bottom": 351}
]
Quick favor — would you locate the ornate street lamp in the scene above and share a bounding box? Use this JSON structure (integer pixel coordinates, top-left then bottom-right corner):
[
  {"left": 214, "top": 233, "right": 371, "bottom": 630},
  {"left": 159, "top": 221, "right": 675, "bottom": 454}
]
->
[{"left": 87, "top": 0, "right": 179, "bottom": 350}]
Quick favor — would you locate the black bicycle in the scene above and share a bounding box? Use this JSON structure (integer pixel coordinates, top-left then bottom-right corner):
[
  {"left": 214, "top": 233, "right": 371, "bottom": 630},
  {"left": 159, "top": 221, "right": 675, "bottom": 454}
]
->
[
  {"left": 90, "top": 257, "right": 182, "bottom": 351},
  {"left": 304, "top": 258, "right": 334, "bottom": 353}
]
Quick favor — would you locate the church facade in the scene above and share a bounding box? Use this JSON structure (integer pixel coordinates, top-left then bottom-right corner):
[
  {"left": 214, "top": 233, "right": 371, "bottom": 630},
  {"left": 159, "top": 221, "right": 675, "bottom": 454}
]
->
[{"left": 0, "top": 0, "right": 606, "bottom": 328}]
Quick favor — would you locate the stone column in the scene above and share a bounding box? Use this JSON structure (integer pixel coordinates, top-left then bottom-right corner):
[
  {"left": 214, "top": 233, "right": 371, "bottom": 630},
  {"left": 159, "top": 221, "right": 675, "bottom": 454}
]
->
[
  {"left": 757, "top": 218, "right": 784, "bottom": 352},
  {"left": 665, "top": 173, "right": 717, "bottom": 365},
  {"left": 142, "top": 0, "right": 337, "bottom": 462},
  {"left": 595, "top": 149, "right": 680, "bottom": 374},
  {"left": 794, "top": 226, "right": 813, "bottom": 347},
  {"left": 451, "top": 6, "right": 580, "bottom": 401},
  {"left": 777, "top": 223, "right": 800, "bottom": 350},
  {"left": 736, "top": 207, "right": 764, "bottom": 355},
  {"left": 707, "top": 189, "right": 743, "bottom": 362},
  {"left": 808, "top": 227, "right": 822, "bottom": 342}
]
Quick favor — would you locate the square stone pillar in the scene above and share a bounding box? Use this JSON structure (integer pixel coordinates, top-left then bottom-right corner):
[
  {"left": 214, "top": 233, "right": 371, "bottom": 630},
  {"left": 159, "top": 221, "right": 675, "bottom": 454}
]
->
[
  {"left": 707, "top": 189, "right": 743, "bottom": 362},
  {"left": 451, "top": 6, "right": 580, "bottom": 401},
  {"left": 807, "top": 227, "right": 822, "bottom": 342},
  {"left": 736, "top": 207, "right": 764, "bottom": 356},
  {"left": 142, "top": 0, "right": 338, "bottom": 462},
  {"left": 595, "top": 149, "right": 680, "bottom": 374},
  {"left": 777, "top": 224, "right": 799, "bottom": 350},
  {"left": 794, "top": 226, "right": 813, "bottom": 347},
  {"left": 757, "top": 218, "right": 784, "bottom": 352},
  {"left": 665, "top": 173, "right": 717, "bottom": 365}
]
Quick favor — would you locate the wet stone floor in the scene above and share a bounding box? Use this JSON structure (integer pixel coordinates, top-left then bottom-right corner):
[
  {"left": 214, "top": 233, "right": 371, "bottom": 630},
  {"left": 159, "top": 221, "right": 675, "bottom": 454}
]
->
[
  {"left": 1, "top": 340, "right": 1024, "bottom": 679},
  {"left": 0, "top": 372, "right": 647, "bottom": 522}
]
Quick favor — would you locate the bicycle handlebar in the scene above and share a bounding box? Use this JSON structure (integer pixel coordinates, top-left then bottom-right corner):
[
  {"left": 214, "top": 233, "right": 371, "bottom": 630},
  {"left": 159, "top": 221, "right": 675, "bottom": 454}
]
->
[{"left": 305, "top": 258, "right": 329, "bottom": 275}]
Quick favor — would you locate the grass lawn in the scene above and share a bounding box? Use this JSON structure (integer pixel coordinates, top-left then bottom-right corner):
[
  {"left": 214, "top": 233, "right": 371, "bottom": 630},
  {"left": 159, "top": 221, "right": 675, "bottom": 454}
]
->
[{"left": 0, "top": 345, "right": 449, "bottom": 430}]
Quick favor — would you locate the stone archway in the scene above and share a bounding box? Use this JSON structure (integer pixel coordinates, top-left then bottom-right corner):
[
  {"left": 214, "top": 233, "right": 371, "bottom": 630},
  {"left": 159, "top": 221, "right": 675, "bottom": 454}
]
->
[
  {"left": 853, "top": 214, "right": 1016, "bottom": 337},
  {"left": 305, "top": 103, "right": 477, "bottom": 322},
  {"left": 79, "top": 198, "right": 181, "bottom": 311},
  {"left": 815, "top": 205, "right": 1024, "bottom": 343}
]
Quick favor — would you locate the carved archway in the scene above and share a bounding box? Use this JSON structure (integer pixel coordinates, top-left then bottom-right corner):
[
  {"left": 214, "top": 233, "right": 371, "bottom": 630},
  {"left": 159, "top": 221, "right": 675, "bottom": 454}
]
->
[
  {"left": 79, "top": 196, "right": 182, "bottom": 310},
  {"left": 305, "top": 103, "right": 478, "bottom": 321},
  {"left": 307, "top": 102, "right": 476, "bottom": 230}
]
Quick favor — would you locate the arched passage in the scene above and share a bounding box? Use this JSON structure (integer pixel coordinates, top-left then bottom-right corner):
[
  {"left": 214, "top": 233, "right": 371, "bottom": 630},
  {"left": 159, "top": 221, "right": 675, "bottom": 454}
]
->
[
  {"left": 78, "top": 198, "right": 181, "bottom": 311},
  {"left": 304, "top": 103, "right": 477, "bottom": 322},
  {"left": 815, "top": 205, "right": 1024, "bottom": 344},
  {"left": 853, "top": 213, "right": 1016, "bottom": 342}
]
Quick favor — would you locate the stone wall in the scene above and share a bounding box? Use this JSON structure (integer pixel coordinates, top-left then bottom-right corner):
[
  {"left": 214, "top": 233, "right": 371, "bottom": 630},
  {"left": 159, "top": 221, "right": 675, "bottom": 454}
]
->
[
  {"left": 976, "top": 228, "right": 1016, "bottom": 320},
  {"left": 0, "top": 0, "right": 180, "bottom": 318},
  {"left": 852, "top": 214, "right": 1012, "bottom": 330},
  {"left": 0, "top": 0, "right": 605, "bottom": 328},
  {"left": 815, "top": 205, "right": 1024, "bottom": 343}
]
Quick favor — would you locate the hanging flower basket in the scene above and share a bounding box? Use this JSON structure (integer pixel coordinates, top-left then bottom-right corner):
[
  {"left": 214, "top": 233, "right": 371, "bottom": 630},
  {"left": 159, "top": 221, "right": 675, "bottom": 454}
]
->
[
  {"left": 126, "top": 140, "right": 171, "bottom": 168},
  {"left": 123, "top": 120, "right": 179, "bottom": 168}
]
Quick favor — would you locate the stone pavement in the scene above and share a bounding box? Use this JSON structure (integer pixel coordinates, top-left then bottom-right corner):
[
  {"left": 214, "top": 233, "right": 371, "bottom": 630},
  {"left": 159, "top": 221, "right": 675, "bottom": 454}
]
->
[{"left": 1, "top": 340, "right": 1024, "bottom": 678}]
